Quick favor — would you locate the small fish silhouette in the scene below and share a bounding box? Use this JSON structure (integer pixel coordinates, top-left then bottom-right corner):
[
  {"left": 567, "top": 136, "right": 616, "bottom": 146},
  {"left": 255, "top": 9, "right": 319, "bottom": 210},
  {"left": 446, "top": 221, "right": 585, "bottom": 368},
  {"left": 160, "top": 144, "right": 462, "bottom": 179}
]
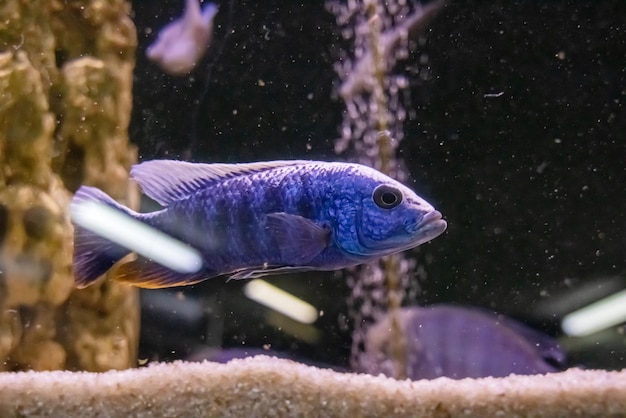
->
[
  {"left": 146, "top": 0, "right": 218, "bottom": 75},
  {"left": 71, "top": 160, "right": 446, "bottom": 289}
]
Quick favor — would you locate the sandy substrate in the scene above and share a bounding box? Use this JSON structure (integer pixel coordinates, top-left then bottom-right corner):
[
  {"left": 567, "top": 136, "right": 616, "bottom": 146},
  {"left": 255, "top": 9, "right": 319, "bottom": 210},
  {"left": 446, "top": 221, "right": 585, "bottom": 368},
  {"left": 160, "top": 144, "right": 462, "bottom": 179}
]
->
[{"left": 0, "top": 355, "right": 624, "bottom": 417}]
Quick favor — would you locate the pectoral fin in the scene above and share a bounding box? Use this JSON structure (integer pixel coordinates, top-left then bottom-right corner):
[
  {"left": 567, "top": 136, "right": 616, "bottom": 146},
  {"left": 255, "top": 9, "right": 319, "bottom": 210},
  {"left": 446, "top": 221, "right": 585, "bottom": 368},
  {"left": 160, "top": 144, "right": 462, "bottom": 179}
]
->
[{"left": 265, "top": 213, "right": 329, "bottom": 264}]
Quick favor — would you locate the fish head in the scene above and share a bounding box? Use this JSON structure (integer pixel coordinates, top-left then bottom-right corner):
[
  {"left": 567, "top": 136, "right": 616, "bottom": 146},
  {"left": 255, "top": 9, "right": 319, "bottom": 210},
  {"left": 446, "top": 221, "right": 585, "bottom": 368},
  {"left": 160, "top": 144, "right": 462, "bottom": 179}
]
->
[{"left": 333, "top": 165, "right": 447, "bottom": 259}]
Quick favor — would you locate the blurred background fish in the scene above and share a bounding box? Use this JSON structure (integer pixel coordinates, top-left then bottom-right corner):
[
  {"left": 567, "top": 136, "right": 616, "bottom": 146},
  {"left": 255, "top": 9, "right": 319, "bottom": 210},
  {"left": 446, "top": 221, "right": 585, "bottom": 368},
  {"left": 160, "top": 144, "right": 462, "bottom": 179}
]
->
[
  {"left": 146, "top": 0, "right": 219, "bottom": 75},
  {"left": 71, "top": 159, "right": 446, "bottom": 289},
  {"left": 358, "top": 305, "right": 566, "bottom": 379}
]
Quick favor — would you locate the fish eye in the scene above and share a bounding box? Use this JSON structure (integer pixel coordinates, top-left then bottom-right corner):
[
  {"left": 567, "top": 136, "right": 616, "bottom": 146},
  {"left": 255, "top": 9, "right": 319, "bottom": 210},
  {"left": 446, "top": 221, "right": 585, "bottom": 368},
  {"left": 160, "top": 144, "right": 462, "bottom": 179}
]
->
[{"left": 373, "top": 185, "right": 403, "bottom": 209}]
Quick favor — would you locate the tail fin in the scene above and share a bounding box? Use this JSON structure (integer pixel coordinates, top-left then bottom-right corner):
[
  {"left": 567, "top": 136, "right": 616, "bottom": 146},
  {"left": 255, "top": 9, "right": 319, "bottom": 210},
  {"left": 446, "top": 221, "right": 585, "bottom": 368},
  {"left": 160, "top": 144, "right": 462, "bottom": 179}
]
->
[{"left": 71, "top": 186, "right": 136, "bottom": 288}]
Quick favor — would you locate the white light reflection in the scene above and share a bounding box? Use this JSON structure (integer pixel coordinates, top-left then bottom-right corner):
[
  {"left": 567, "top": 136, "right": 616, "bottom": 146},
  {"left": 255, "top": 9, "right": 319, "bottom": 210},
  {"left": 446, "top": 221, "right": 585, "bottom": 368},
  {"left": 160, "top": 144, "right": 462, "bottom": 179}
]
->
[
  {"left": 71, "top": 201, "right": 203, "bottom": 274},
  {"left": 562, "top": 289, "right": 626, "bottom": 337},
  {"left": 244, "top": 279, "right": 318, "bottom": 324}
]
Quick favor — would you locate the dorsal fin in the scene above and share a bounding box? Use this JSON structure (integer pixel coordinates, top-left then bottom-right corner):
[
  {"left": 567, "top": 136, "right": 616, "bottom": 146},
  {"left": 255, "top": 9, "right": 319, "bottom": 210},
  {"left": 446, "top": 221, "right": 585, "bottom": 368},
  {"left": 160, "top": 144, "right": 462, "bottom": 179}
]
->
[{"left": 130, "top": 159, "right": 313, "bottom": 206}]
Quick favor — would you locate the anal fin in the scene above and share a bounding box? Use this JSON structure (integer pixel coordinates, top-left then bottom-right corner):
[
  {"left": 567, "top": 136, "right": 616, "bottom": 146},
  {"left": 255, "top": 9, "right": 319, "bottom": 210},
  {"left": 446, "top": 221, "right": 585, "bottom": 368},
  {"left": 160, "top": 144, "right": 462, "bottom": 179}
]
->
[{"left": 114, "top": 257, "right": 208, "bottom": 289}]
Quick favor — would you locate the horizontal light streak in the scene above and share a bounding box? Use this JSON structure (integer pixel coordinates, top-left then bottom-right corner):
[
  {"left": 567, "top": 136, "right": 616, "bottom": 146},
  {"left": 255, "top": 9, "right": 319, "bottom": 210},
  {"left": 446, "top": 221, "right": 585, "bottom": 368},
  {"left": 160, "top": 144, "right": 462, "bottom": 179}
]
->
[
  {"left": 562, "top": 289, "right": 626, "bottom": 337},
  {"left": 244, "top": 279, "right": 318, "bottom": 324},
  {"left": 71, "top": 201, "right": 203, "bottom": 274}
]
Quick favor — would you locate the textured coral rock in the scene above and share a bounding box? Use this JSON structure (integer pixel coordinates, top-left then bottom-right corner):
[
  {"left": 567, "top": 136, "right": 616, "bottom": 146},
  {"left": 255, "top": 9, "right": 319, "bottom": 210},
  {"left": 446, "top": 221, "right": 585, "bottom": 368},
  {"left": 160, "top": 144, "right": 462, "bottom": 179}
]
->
[{"left": 0, "top": 0, "right": 139, "bottom": 372}]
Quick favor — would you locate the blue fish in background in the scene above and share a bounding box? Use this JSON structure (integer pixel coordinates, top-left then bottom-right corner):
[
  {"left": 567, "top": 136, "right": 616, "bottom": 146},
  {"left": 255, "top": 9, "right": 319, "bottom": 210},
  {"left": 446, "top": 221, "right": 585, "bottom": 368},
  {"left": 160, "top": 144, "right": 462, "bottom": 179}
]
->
[
  {"left": 360, "top": 305, "right": 566, "bottom": 379},
  {"left": 71, "top": 160, "right": 446, "bottom": 288}
]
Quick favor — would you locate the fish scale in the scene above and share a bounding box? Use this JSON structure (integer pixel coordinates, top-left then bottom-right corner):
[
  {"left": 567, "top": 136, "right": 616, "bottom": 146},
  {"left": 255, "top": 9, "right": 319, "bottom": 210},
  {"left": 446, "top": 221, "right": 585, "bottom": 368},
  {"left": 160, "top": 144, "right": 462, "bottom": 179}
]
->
[{"left": 70, "top": 160, "right": 447, "bottom": 289}]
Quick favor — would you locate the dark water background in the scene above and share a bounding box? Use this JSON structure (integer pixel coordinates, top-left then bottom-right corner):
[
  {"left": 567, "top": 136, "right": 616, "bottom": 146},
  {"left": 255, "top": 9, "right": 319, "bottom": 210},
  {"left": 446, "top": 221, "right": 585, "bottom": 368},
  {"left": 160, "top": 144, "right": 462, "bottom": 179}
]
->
[{"left": 129, "top": 0, "right": 625, "bottom": 370}]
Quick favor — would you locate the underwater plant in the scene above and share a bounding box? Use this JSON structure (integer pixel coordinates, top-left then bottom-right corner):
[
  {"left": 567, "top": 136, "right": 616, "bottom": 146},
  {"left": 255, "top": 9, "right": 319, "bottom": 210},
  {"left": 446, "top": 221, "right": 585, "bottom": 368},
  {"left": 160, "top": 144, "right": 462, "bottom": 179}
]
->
[{"left": 327, "top": 0, "right": 445, "bottom": 378}]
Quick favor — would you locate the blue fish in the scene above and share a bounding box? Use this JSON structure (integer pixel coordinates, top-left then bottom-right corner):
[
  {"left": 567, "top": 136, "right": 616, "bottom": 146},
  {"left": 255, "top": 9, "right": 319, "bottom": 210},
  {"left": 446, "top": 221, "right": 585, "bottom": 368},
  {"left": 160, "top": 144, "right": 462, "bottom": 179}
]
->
[
  {"left": 71, "top": 160, "right": 447, "bottom": 288},
  {"left": 361, "top": 305, "right": 566, "bottom": 379}
]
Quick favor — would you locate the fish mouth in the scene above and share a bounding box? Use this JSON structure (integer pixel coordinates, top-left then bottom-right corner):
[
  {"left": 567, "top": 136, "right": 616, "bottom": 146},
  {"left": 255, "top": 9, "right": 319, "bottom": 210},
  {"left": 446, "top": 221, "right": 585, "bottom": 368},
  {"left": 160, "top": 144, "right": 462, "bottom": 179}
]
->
[
  {"left": 348, "top": 209, "right": 447, "bottom": 259},
  {"left": 370, "top": 210, "right": 447, "bottom": 256},
  {"left": 417, "top": 210, "right": 445, "bottom": 231},
  {"left": 414, "top": 210, "right": 447, "bottom": 240},
  {"left": 401, "top": 210, "right": 446, "bottom": 250}
]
